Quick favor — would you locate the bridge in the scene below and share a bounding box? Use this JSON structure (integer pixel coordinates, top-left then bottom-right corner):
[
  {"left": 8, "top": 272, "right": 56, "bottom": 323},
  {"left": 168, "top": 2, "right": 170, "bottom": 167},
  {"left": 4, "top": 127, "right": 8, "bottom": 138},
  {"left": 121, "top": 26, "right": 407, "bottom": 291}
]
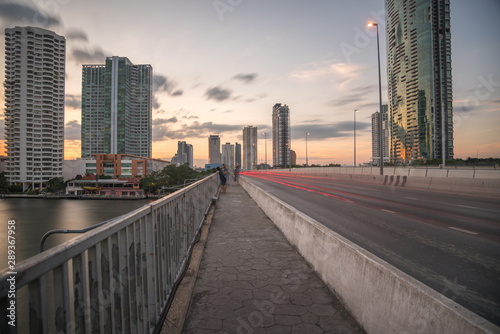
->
[{"left": 1, "top": 167, "right": 499, "bottom": 333}]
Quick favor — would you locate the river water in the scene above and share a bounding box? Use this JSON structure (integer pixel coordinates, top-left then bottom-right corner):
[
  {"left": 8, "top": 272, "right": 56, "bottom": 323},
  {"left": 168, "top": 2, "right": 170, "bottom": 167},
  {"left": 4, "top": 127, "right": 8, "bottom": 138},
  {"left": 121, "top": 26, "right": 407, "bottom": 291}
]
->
[{"left": 0, "top": 198, "right": 151, "bottom": 271}]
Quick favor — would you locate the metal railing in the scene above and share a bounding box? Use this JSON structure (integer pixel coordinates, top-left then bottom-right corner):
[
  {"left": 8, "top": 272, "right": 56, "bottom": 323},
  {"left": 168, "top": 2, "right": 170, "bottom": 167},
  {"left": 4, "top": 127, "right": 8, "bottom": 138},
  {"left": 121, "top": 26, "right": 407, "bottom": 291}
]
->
[{"left": 0, "top": 174, "right": 218, "bottom": 334}]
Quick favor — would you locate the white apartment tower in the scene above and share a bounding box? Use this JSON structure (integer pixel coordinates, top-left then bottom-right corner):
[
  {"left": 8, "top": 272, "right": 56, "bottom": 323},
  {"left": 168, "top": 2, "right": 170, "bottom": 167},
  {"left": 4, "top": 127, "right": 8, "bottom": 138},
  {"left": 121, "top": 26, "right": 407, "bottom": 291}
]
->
[
  {"left": 221, "top": 142, "right": 235, "bottom": 172},
  {"left": 177, "top": 141, "right": 193, "bottom": 168},
  {"left": 208, "top": 135, "right": 221, "bottom": 164},
  {"left": 243, "top": 126, "right": 258, "bottom": 171},
  {"left": 4, "top": 26, "right": 66, "bottom": 191}
]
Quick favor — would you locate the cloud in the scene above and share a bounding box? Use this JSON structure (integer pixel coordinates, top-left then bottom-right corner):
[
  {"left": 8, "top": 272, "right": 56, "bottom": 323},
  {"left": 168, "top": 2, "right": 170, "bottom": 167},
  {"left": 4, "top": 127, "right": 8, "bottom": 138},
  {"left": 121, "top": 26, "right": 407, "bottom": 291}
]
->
[
  {"left": 153, "top": 74, "right": 174, "bottom": 93},
  {"left": 153, "top": 96, "right": 161, "bottom": 110},
  {"left": 153, "top": 75, "right": 183, "bottom": 96},
  {"left": 71, "top": 47, "right": 106, "bottom": 63},
  {"left": 153, "top": 117, "right": 178, "bottom": 125},
  {"left": 152, "top": 75, "right": 184, "bottom": 106},
  {"left": 65, "top": 29, "right": 88, "bottom": 42},
  {"left": 0, "top": 2, "right": 61, "bottom": 28},
  {"left": 205, "top": 86, "right": 232, "bottom": 102},
  {"left": 182, "top": 115, "right": 199, "bottom": 120},
  {"left": 327, "top": 85, "right": 376, "bottom": 107},
  {"left": 65, "top": 94, "right": 80, "bottom": 109},
  {"left": 233, "top": 73, "right": 258, "bottom": 84},
  {"left": 290, "top": 61, "right": 369, "bottom": 88},
  {"left": 292, "top": 121, "right": 371, "bottom": 140},
  {"left": 65, "top": 120, "right": 81, "bottom": 140},
  {"left": 245, "top": 93, "right": 268, "bottom": 103},
  {"left": 153, "top": 120, "right": 267, "bottom": 141}
]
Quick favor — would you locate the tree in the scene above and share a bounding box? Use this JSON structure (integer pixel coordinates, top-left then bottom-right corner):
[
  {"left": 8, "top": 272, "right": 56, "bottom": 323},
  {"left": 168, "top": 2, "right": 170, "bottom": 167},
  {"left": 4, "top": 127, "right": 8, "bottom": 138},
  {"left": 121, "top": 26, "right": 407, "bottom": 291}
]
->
[
  {"left": 46, "top": 177, "right": 66, "bottom": 193},
  {"left": 0, "top": 172, "right": 9, "bottom": 192},
  {"left": 140, "top": 175, "right": 159, "bottom": 194},
  {"left": 140, "top": 163, "right": 205, "bottom": 193}
]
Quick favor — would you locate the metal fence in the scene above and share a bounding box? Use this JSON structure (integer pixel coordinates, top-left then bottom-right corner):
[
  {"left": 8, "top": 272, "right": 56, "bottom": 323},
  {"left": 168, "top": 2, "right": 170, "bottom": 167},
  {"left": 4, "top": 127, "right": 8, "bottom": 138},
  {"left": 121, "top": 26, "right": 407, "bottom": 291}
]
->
[{"left": 0, "top": 174, "right": 218, "bottom": 334}]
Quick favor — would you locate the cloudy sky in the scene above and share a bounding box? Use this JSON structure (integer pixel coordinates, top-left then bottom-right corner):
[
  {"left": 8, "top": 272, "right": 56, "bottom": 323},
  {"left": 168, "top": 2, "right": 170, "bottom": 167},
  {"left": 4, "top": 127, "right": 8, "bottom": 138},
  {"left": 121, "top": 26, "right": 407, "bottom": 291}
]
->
[{"left": 0, "top": 0, "right": 499, "bottom": 166}]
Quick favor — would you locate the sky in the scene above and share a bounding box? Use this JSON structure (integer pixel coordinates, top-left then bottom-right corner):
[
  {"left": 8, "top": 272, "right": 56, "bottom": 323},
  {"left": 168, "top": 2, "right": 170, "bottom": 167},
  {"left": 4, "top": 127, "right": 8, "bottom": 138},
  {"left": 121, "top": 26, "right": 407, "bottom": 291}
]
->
[{"left": 0, "top": 0, "right": 499, "bottom": 167}]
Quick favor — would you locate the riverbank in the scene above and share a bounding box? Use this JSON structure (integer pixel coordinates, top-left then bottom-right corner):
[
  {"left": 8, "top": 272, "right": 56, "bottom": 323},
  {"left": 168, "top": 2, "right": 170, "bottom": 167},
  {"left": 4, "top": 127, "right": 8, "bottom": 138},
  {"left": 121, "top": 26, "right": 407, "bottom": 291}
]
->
[{"left": 1, "top": 194, "right": 149, "bottom": 200}]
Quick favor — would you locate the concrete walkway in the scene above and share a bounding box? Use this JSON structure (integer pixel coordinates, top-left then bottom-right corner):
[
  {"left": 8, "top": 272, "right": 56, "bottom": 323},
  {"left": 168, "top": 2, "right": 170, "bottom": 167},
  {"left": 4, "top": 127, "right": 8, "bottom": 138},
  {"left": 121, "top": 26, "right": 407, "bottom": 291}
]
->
[{"left": 183, "top": 181, "right": 365, "bottom": 334}]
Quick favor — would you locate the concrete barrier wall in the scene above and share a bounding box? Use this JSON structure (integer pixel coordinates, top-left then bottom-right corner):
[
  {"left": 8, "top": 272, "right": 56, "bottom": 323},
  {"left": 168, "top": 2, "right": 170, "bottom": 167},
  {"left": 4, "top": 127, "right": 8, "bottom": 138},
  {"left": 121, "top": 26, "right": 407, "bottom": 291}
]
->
[
  {"left": 240, "top": 177, "right": 499, "bottom": 334},
  {"left": 262, "top": 168, "right": 500, "bottom": 197},
  {"left": 266, "top": 166, "right": 500, "bottom": 179}
]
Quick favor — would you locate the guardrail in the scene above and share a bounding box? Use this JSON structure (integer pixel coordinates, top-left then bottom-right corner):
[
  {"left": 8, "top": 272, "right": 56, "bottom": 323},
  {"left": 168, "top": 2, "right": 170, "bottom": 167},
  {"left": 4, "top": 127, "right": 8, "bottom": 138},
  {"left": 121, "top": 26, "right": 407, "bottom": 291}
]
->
[
  {"left": 0, "top": 174, "right": 218, "bottom": 334},
  {"left": 267, "top": 166, "right": 500, "bottom": 179}
]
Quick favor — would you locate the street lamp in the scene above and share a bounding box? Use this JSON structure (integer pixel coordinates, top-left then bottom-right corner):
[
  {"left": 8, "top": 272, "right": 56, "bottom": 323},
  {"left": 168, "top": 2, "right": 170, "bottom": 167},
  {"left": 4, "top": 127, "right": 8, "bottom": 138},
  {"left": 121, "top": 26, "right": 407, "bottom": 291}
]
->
[
  {"left": 354, "top": 109, "right": 358, "bottom": 167},
  {"left": 306, "top": 132, "right": 310, "bottom": 167},
  {"left": 368, "top": 21, "right": 384, "bottom": 175}
]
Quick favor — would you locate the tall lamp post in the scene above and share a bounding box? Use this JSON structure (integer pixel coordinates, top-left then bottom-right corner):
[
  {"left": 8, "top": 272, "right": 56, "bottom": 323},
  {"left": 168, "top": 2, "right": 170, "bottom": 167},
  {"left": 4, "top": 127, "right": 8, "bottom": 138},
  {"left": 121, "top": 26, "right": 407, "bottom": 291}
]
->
[
  {"left": 306, "top": 132, "right": 310, "bottom": 167},
  {"left": 354, "top": 109, "right": 358, "bottom": 167},
  {"left": 368, "top": 22, "right": 384, "bottom": 176}
]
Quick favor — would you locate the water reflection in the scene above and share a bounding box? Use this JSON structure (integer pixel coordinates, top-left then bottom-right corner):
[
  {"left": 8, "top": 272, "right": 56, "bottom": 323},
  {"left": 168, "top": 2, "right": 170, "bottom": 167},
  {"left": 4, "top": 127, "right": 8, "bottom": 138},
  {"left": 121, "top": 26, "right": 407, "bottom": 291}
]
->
[{"left": 0, "top": 198, "right": 150, "bottom": 270}]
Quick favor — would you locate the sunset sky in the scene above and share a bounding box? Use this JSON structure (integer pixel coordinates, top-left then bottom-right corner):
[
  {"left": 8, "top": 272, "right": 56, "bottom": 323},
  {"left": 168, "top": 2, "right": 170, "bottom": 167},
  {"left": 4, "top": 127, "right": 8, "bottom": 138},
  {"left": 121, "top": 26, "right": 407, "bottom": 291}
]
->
[{"left": 1, "top": 0, "right": 499, "bottom": 167}]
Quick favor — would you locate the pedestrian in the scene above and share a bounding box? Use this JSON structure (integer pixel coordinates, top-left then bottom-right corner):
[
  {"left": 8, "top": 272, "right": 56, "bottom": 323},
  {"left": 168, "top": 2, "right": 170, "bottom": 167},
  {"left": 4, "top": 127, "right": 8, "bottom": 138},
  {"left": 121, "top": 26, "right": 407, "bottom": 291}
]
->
[
  {"left": 216, "top": 166, "right": 227, "bottom": 194},
  {"left": 234, "top": 163, "right": 240, "bottom": 182},
  {"left": 222, "top": 164, "right": 230, "bottom": 186}
]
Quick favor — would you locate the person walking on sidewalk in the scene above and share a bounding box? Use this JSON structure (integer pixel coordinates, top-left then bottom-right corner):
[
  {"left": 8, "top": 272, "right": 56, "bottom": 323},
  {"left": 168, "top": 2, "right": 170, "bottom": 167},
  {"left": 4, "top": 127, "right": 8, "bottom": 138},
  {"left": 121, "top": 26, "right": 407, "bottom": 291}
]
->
[
  {"left": 222, "top": 164, "right": 230, "bottom": 186},
  {"left": 234, "top": 163, "right": 240, "bottom": 182},
  {"left": 216, "top": 166, "right": 227, "bottom": 194}
]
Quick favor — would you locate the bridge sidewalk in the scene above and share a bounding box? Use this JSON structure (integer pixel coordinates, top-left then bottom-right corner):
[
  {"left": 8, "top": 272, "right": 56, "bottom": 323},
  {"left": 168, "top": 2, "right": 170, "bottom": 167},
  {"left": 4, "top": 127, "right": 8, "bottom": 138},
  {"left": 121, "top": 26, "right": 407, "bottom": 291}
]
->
[{"left": 179, "top": 180, "right": 365, "bottom": 334}]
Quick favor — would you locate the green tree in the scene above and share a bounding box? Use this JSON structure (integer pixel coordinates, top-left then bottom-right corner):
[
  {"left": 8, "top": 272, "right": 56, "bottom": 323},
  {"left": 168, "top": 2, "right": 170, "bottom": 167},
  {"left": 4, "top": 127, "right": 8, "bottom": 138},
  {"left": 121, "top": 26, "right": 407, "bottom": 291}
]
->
[
  {"left": 0, "top": 172, "right": 9, "bottom": 192},
  {"left": 140, "top": 163, "right": 205, "bottom": 193},
  {"left": 46, "top": 177, "right": 66, "bottom": 193},
  {"left": 140, "top": 175, "right": 159, "bottom": 194}
]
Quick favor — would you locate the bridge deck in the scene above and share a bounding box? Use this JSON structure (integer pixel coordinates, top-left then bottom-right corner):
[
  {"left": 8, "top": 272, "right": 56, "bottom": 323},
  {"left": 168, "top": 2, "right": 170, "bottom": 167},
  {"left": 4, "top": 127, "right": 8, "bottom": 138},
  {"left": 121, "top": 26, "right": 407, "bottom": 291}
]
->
[{"left": 175, "top": 180, "right": 365, "bottom": 333}]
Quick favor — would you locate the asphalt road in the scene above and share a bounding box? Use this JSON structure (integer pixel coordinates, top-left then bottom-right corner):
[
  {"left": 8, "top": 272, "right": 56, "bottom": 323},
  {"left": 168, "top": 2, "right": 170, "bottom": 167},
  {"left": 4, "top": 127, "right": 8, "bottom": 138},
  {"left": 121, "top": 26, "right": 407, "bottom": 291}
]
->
[{"left": 241, "top": 171, "right": 500, "bottom": 326}]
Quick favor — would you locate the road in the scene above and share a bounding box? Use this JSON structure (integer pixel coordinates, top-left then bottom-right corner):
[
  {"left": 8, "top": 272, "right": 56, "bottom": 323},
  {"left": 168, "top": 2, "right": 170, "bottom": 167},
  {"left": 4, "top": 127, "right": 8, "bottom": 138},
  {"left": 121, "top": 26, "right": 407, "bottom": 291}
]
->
[{"left": 240, "top": 171, "right": 500, "bottom": 326}]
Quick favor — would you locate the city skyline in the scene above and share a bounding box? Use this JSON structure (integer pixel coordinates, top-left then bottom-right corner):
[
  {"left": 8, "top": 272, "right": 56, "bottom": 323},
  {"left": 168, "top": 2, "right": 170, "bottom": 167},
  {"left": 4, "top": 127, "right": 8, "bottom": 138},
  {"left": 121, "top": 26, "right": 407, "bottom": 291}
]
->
[{"left": 0, "top": 1, "right": 499, "bottom": 167}]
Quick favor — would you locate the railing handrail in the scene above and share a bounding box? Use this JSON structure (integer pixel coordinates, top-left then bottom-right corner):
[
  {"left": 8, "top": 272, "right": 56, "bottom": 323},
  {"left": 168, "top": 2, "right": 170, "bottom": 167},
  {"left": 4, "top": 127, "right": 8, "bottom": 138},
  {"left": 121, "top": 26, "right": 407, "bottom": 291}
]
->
[
  {"left": 1, "top": 174, "right": 216, "bottom": 293},
  {"left": 39, "top": 215, "right": 127, "bottom": 253},
  {"left": 0, "top": 173, "right": 218, "bottom": 333}
]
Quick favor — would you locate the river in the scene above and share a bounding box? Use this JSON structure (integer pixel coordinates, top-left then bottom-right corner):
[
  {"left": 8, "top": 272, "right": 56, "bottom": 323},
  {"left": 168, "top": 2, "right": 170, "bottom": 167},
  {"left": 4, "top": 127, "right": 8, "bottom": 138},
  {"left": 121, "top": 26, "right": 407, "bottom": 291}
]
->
[{"left": 0, "top": 198, "right": 151, "bottom": 271}]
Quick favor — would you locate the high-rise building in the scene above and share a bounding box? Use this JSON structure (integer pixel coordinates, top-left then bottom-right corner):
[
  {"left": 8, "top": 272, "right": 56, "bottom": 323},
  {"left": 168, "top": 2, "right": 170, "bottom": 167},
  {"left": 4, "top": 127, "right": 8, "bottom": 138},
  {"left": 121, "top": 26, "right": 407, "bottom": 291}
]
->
[
  {"left": 176, "top": 141, "right": 193, "bottom": 168},
  {"left": 4, "top": 26, "right": 66, "bottom": 191},
  {"left": 272, "top": 104, "right": 290, "bottom": 168},
  {"left": 81, "top": 56, "right": 152, "bottom": 158},
  {"left": 208, "top": 135, "right": 221, "bottom": 164},
  {"left": 243, "top": 126, "right": 258, "bottom": 171},
  {"left": 386, "top": 0, "right": 453, "bottom": 163},
  {"left": 235, "top": 142, "right": 241, "bottom": 168},
  {"left": 290, "top": 150, "right": 297, "bottom": 166},
  {"left": 372, "top": 105, "right": 390, "bottom": 165},
  {"left": 222, "top": 143, "right": 235, "bottom": 172}
]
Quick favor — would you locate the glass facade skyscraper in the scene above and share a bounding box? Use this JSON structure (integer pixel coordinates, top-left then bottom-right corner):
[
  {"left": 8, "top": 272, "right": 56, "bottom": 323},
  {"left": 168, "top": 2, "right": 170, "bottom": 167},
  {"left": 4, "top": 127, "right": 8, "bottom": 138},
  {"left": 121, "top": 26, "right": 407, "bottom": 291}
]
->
[
  {"left": 386, "top": 0, "right": 453, "bottom": 163},
  {"left": 272, "top": 104, "right": 290, "bottom": 168},
  {"left": 81, "top": 56, "right": 152, "bottom": 158}
]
